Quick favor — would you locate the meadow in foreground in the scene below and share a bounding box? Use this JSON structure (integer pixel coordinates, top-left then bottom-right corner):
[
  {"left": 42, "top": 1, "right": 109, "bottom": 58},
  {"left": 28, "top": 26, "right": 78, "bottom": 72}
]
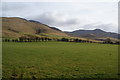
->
[{"left": 2, "top": 42, "right": 118, "bottom": 79}]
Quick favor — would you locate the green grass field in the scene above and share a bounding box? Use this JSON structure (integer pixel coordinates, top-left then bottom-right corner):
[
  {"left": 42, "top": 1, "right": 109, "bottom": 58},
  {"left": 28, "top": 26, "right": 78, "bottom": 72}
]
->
[{"left": 2, "top": 42, "right": 118, "bottom": 79}]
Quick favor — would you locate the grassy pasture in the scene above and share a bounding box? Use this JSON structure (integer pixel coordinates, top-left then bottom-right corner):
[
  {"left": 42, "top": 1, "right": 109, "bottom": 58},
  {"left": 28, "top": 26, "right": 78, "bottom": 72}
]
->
[{"left": 2, "top": 42, "right": 118, "bottom": 79}]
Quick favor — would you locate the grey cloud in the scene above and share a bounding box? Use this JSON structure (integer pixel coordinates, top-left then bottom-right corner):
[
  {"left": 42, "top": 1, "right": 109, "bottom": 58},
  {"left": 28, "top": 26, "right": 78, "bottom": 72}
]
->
[
  {"left": 31, "top": 12, "right": 80, "bottom": 27},
  {"left": 62, "top": 19, "right": 80, "bottom": 25}
]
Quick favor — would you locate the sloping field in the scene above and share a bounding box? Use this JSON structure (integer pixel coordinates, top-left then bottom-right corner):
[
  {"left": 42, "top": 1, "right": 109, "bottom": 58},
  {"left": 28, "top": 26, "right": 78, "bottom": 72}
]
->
[{"left": 2, "top": 42, "right": 118, "bottom": 79}]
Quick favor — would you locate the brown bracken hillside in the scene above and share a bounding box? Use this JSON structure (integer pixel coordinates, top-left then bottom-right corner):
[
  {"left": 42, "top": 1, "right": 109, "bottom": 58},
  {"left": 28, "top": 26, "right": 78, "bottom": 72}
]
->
[{"left": 2, "top": 17, "right": 69, "bottom": 38}]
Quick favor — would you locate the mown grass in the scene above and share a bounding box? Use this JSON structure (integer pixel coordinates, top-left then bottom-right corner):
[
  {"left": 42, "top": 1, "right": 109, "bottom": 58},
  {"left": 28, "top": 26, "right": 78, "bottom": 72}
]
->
[{"left": 2, "top": 42, "right": 118, "bottom": 79}]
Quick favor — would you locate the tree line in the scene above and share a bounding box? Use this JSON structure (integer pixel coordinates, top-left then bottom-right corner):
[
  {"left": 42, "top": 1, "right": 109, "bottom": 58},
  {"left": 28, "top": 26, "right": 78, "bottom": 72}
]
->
[
  {"left": 102, "top": 38, "right": 120, "bottom": 44},
  {"left": 2, "top": 37, "right": 52, "bottom": 42},
  {"left": 2, "top": 36, "right": 94, "bottom": 43},
  {"left": 2, "top": 36, "right": 120, "bottom": 45}
]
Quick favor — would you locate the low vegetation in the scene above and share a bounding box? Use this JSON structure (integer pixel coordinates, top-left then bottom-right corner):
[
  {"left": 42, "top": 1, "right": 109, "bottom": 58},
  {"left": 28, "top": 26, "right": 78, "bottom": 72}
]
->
[{"left": 2, "top": 42, "right": 118, "bottom": 79}]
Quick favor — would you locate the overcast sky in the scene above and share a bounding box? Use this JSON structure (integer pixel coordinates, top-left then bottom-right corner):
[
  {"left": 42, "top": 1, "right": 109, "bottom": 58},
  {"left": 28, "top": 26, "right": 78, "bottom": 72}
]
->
[{"left": 1, "top": 0, "right": 118, "bottom": 33}]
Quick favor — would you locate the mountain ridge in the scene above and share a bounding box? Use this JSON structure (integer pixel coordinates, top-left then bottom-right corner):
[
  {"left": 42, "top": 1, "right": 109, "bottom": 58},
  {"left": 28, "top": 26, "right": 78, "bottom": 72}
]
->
[
  {"left": 65, "top": 29, "right": 119, "bottom": 40},
  {"left": 1, "top": 17, "right": 119, "bottom": 42}
]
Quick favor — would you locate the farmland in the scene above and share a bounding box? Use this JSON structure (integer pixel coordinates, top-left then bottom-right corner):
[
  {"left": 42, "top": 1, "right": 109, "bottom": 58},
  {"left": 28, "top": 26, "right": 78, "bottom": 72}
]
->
[{"left": 2, "top": 42, "right": 118, "bottom": 79}]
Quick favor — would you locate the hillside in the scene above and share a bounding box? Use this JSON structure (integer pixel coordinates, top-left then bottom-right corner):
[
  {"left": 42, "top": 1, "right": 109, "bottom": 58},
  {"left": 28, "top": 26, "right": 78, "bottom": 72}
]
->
[
  {"left": 2, "top": 17, "right": 69, "bottom": 38},
  {"left": 66, "top": 29, "right": 120, "bottom": 41},
  {"left": 2, "top": 17, "right": 119, "bottom": 42}
]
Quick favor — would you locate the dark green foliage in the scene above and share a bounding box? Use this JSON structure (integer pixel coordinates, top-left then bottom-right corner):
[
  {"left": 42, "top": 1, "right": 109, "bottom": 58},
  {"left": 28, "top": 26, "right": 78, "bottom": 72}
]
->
[
  {"left": 60, "top": 38, "right": 69, "bottom": 42},
  {"left": 73, "top": 39, "right": 82, "bottom": 42}
]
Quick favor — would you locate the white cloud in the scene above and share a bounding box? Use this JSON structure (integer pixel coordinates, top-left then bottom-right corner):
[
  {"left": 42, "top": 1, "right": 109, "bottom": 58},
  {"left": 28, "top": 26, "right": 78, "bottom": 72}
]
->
[
  {"left": 2, "top": 0, "right": 119, "bottom": 2},
  {"left": 1, "top": 2, "right": 118, "bottom": 33}
]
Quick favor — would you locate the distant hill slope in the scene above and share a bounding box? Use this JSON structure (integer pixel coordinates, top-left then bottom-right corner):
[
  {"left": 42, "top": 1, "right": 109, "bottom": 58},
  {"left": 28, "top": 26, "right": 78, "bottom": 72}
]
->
[
  {"left": 2, "top": 17, "right": 119, "bottom": 42},
  {"left": 66, "top": 29, "right": 120, "bottom": 40},
  {"left": 2, "top": 17, "right": 69, "bottom": 38}
]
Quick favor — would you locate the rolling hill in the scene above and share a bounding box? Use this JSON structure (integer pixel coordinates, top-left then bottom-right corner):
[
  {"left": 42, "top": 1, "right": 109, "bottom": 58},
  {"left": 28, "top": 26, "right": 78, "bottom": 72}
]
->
[
  {"left": 2, "top": 17, "right": 120, "bottom": 42},
  {"left": 2, "top": 17, "right": 69, "bottom": 38},
  {"left": 66, "top": 29, "right": 120, "bottom": 41}
]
